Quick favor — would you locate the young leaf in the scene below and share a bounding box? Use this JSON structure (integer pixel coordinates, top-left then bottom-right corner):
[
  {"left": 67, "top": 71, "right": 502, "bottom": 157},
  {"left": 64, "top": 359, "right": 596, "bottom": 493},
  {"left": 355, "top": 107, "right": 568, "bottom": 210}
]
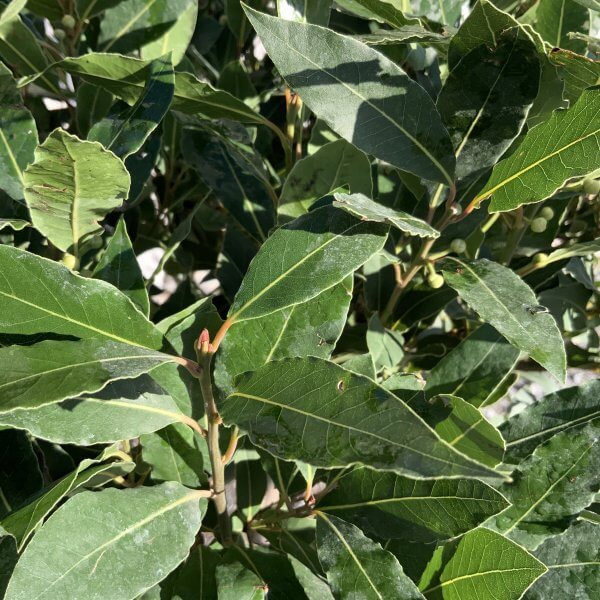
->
[
  {"left": 491, "top": 421, "right": 600, "bottom": 549},
  {"left": 471, "top": 89, "right": 600, "bottom": 212},
  {"left": 214, "top": 278, "right": 352, "bottom": 396},
  {"left": 437, "top": 27, "right": 540, "bottom": 179},
  {"left": 0, "top": 245, "right": 164, "bottom": 349},
  {"left": 243, "top": 5, "right": 456, "bottom": 185},
  {"left": 0, "top": 375, "right": 196, "bottom": 445},
  {"left": 92, "top": 218, "right": 150, "bottom": 316},
  {"left": 0, "top": 338, "right": 176, "bottom": 414},
  {"left": 278, "top": 139, "right": 372, "bottom": 221},
  {"left": 316, "top": 512, "right": 425, "bottom": 599},
  {"left": 23, "top": 129, "right": 130, "bottom": 256},
  {"left": 333, "top": 192, "right": 440, "bottom": 238},
  {"left": 88, "top": 55, "right": 175, "bottom": 160},
  {"left": 425, "top": 324, "right": 520, "bottom": 408},
  {"left": 526, "top": 521, "right": 600, "bottom": 600},
  {"left": 227, "top": 204, "right": 387, "bottom": 323},
  {"left": 318, "top": 468, "right": 509, "bottom": 542},
  {"left": 440, "top": 258, "right": 566, "bottom": 382},
  {"left": 0, "top": 62, "right": 38, "bottom": 201},
  {"left": 0, "top": 453, "right": 134, "bottom": 549},
  {"left": 4, "top": 483, "right": 207, "bottom": 600},
  {"left": 419, "top": 528, "right": 547, "bottom": 599},
  {"left": 535, "top": 0, "right": 589, "bottom": 53},
  {"left": 223, "top": 357, "right": 504, "bottom": 481}
]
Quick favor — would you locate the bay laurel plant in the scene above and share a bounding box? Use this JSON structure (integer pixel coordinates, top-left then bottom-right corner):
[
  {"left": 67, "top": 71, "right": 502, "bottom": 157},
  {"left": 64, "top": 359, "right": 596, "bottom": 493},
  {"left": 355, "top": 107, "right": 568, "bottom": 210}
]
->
[{"left": 0, "top": 0, "right": 599, "bottom": 598}]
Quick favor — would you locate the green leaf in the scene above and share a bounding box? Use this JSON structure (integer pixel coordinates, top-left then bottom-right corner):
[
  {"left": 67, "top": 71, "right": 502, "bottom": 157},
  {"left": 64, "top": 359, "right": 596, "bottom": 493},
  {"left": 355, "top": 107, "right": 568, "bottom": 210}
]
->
[
  {"left": 0, "top": 62, "right": 37, "bottom": 201},
  {"left": 243, "top": 5, "right": 456, "bottom": 185},
  {"left": 4, "top": 482, "right": 206, "bottom": 600},
  {"left": 316, "top": 512, "right": 425, "bottom": 600},
  {"left": 0, "top": 338, "right": 176, "bottom": 414},
  {"left": 340, "top": 0, "right": 420, "bottom": 28},
  {"left": 0, "top": 375, "right": 197, "bottom": 445},
  {"left": 0, "top": 528, "right": 17, "bottom": 597},
  {"left": 526, "top": 521, "right": 600, "bottom": 600},
  {"left": 425, "top": 324, "right": 520, "bottom": 408},
  {"left": 92, "top": 217, "right": 149, "bottom": 316},
  {"left": 543, "top": 238, "right": 600, "bottom": 264},
  {"left": 549, "top": 49, "right": 600, "bottom": 104},
  {"left": 76, "top": 83, "right": 114, "bottom": 138},
  {"left": 411, "top": 0, "right": 461, "bottom": 25},
  {"left": 472, "top": 89, "right": 600, "bottom": 212},
  {"left": 491, "top": 421, "right": 600, "bottom": 549},
  {"left": 440, "top": 257, "right": 566, "bottom": 382},
  {"left": 23, "top": 128, "right": 130, "bottom": 256},
  {"left": 278, "top": 139, "right": 372, "bottom": 222},
  {"left": 358, "top": 27, "right": 452, "bottom": 46},
  {"left": 227, "top": 204, "right": 387, "bottom": 323},
  {"left": 0, "top": 245, "right": 165, "bottom": 349},
  {"left": 420, "top": 527, "right": 547, "bottom": 599},
  {"left": 535, "top": 0, "right": 589, "bottom": 53},
  {"left": 0, "top": 219, "right": 28, "bottom": 231},
  {"left": 216, "top": 559, "right": 266, "bottom": 600},
  {"left": 88, "top": 55, "right": 174, "bottom": 160},
  {"left": 501, "top": 379, "right": 600, "bottom": 460},
  {"left": 334, "top": 192, "right": 440, "bottom": 238},
  {"left": 437, "top": 27, "right": 540, "bottom": 179},
  {"left": 277, "top": 0, "right": 332, "bottom": 25},
  {"left": 0, "top": 451, "right": 134, "bottom": 549},
  {"left": 366, "top": 313, "right": 405, "bottom": 370},
  {"left": 76, "top": 0, "right": 127, "bottom": 19},
  {"left": 214, "top": 278, "right": 352, "bottom": 396},
  {"left": 318, "top": 468, "right": 509, "bottom": 542},
  {"left": 223, "top": 357, "right": 504, "bottom": 481},
  {"left": 141, "top": 423, "right": 207, "bottom": 488},
  {"left": 0, "top": 429, "right": 42, "bottom": 518},
  {"left": 235, "top": 459, "right": 268, "bottom": 522},
  {"left": 225, "top": 0, "right": 262, "bottom": 42}
]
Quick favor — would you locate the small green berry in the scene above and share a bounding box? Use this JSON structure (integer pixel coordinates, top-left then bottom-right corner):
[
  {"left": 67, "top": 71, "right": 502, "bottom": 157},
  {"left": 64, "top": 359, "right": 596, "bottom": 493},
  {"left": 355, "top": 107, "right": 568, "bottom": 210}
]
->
[
  {"left": 61, "top": 14, "right": 76, "bottom": 29},
  {"left": 530, "top": 217, "right": 547, "bottom": 233},
  {"left": 450, "top": 238, "right": 467, "bottom": 254},
  {"left": 54, "top": 28, "right": 66, "bottom": 41},
  {"left": 539, "top": 206, "right": 555, "bottom": 220},
  {"left": 427, "top": 273, "right": 445, "bottom": 289},
  {"left": 582, "top": 178, "right": 600, "bottom": 195},
  {"left": 532, "top": 252, "right": 548, "bottom": 265}
]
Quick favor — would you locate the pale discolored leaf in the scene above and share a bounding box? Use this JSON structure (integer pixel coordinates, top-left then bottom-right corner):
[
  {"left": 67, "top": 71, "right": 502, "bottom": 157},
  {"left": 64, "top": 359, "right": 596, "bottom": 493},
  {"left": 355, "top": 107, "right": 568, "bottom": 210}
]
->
[
  {"left": 316, "top": 513, "right": 425, "bottom": 599},
  {"left": 278, "top": 140, "right": 372, "bottom": 221},
  {"left": 0, "top": 338, "right": 176, "bottom": 414},
  {"left": 333, "top": 192, "right": 440, "bottom": 238},
  {"left": 227, "top": 204, "right": 387, "bottom": 323},
  {"left": 0, "top": 245, "right": 165, "bottom": 349},
  {"left": 243, "top": 6, "right": 456, "bottom": 185},
  {"left": 318, "top": 468, "right": 509, "bottom": 542},
  {"left": 92, "top": 218, "right": 150, "bottom": 316},
  {"left": 425, "top": 324, "right": 520, "bottom": 408},
  {"left": 491, "top": 421, "right": 600, "bottom": 549},
  {"left": 472, "top": 89, "right": 600, "bottom": 213},
  {"left": 223, "top": 357, "right": 504, "bottom": 481},
  {"left": 23, "top": 129, "right": 130, "bottom": 256},
  {"left": 440, "top": 257, "right": 566, "bottom": 382},
  {"left": 419, "top": 527, "right": 547, "bottom": 599},
  {"left": 4, "top": 483, "right": 206, "bottom": 600}
]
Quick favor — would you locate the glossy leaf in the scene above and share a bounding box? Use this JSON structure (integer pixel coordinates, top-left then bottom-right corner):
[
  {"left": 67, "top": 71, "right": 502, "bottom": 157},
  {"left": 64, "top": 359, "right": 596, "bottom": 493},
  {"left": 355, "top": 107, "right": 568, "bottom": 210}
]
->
[
  {"left": 0, "top": 338, "right": 175, "bottom": 414},
  {"left": 92, "top": 218, "right": 149, "bottom": 316},
  {"left": 278, "top": 139, "right": 372, "bottom": 221},
  {"left": 0, "top": 245, "right": 165, "bottom": 349},
  {"left": 243, "top": 5, "right": 456, "bottom": 185},
  {"left": 214, "top": 278, "right": 352, "bottom": 396},
  {"left": 437, "top": 27, "right": 540, "bottom": 179},
  {"left": 0, "top": 62, "right": 37, "bottom": 201},
  {"left": 88, "top": 55, "right": 175, "bottom": 160},
  {"left": 472, "top": 89, "right": 600, "bottom": 212},
  {"left": 316, "top": 513, "right": 424, "bottom": 600},
  {"left": 4, "top": 483, "right": 206, "bottom": 600},
  {"left": 526, "top": 521, "right": 600, "bottom": 600},
  {"left": 425, "top": 324, "right": 520, "bottom": 408},
  {"left": 228, "top": 204, "right": 387, "bottom": 323},
  {"left": 419, "top": 527, "right": 546, "bottom": 599},
  {"left": 491, "top": 421, "right": 600, "bottom": 549},
  {"left": 23, "top": 129, "right": 130, "bottom": 256},
  {"left": 0, "top": 375, "right": 195, "bottom": 445},
  {"left": 318, "top": 468, "right": 509, "bottom": 542},
  {"left": 333, "top": 192, "right": 440, "bottom": 238},
  {"left": 223, "top": 357, "right": 503, "bottom": 481},
  {"left": 535, "top": 0, "right": 589, "bottom": 53},
  {"left": 440, "top": 257, "right": 566, "bottom": 382}
]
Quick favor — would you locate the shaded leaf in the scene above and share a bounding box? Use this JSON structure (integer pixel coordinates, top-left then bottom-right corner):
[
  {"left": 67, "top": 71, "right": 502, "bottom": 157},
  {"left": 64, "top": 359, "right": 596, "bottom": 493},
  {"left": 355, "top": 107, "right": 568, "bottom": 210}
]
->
[
  {"left": 340, "top": 0, "right": 420, "bottom": 28},
  {"left": 549, "top": 49, "right": 600, "bottom": 104},
  {"left": 216, "top": 559, "right": 266, "bottom": 600},
  {"left": 535, "top": 0, "right": 589, "bottom": 53},
  {"left": 277, "top": 0, "right": 332, "bottom": 25},
  {"left": 411, "top": 0, "right": 462, "bottom": 26}
]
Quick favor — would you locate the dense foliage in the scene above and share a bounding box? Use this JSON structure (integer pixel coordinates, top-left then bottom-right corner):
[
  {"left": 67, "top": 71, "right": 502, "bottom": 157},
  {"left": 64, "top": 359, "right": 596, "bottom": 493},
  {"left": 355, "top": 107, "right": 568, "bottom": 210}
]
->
[{"left": 0, "top": 0, "right": 599, "bottom": 598}]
